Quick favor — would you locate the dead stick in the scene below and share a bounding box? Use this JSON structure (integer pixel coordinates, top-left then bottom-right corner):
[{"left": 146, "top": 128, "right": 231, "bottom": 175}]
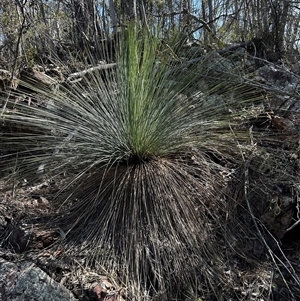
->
[{"left": 67, "top": 63, "right": 117, "bottom": 82}]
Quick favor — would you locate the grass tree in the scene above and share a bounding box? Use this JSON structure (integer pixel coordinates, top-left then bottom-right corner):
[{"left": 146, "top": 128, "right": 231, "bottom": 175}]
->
[{"left": 1, "top": 24, "right": 270, "bottom": 299}]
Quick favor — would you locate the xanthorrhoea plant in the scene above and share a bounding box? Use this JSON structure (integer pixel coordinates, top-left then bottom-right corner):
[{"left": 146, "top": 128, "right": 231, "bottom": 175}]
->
[{"left": 1, "top": 25, "right": 266, "bottom": 298}]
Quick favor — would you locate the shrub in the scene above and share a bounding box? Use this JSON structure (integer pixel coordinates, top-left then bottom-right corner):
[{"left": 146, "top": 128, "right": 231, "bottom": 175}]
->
[{"left": 1, "top": 24, "right": 268, "bottom": 299}]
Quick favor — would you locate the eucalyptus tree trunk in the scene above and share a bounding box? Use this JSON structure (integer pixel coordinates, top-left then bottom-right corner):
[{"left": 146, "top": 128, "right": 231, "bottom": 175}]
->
[
  {"left": 72, "top": 0, "right": 102, "bottom": 53},
  {"left": 109, "top": 0, "right": 117, "bottom": 34},
  {"left": 207, "top": 0, "right": 216, "bottom": 36},
  {"left": 285, "top": 6, "right": 300, "bottom": 53},
  {"left": 167, "top": 0, "right": 175, "bottom": 31},
  {"left": 72, "top": 0, "right": 87, "bottom": 50},
  {"left": 201, "top": 0, "right": 208, "bottom": 43},
  {"left": 269, "top": 0, "right": 290, "bottom": 54},
  {"left": 261, "top": 0, "right": 270, "bottom": 33},
  {"left": 139, "top": 0, "right": 149, "bottom": 30},
  {"left": 130, "top": 0, "right": 137, "bottom": 20},
  {"left": 38, "top": 0, "right": 55, "bottom": 54},
  {"left": 276, "top": 0, "right": 290, "bottom": 53}
]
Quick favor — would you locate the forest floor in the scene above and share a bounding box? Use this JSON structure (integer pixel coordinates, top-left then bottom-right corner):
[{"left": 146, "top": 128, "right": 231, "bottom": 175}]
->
[
  {"left": 0, "top": 178, "right": 126, "bottom": 301},
  {"left": 1, "top": 173, "right": 300, "bottom": 300}
]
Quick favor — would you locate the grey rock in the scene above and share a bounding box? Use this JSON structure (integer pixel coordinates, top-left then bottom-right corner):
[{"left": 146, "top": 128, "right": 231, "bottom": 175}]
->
[{"left": 0, "top": 259, "right": 77, "bottom": 301}]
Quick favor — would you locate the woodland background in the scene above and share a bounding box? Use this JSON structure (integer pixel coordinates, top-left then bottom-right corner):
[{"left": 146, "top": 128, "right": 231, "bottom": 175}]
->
[{"left": 0, "top": 0, "right": 299, "bottom": 70}]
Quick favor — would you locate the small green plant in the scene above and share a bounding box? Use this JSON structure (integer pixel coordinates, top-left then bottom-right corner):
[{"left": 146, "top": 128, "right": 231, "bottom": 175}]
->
[{"left": 1, "top": 24, "right": 267, "bottom": 299}]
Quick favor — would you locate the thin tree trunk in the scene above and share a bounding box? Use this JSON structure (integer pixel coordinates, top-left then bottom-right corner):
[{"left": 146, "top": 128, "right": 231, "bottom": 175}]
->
[
  {"left": 207, "top": 0, "right": 216, "bottom": 35},
  {"left": 276, "top": 0, "right": 290, "bottom": 53},
  {"left": 109, "top": 0, "right": 117, "bottom": 34},
  {"left": 130, "top": 0, "right": 137, "bottom": 20},
  {"left": 73, "top": 0, "right": 86, "bottom": 50}
]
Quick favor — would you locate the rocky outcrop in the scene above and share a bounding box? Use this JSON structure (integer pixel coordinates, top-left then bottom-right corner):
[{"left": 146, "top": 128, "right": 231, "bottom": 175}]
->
[{"left": 0, "top": 259, "right": 77, "bottom": 301}]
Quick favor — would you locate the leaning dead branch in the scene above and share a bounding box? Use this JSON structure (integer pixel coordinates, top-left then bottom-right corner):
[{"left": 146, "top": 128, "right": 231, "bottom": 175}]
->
[{"left": 67, "top": 63, "right": 117, "bottom": 82}]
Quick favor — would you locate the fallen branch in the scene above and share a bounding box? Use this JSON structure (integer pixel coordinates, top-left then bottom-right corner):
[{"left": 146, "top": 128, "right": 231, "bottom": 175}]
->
[{"left": 67, "top": 63, "right": 117, "bottom": 82}]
